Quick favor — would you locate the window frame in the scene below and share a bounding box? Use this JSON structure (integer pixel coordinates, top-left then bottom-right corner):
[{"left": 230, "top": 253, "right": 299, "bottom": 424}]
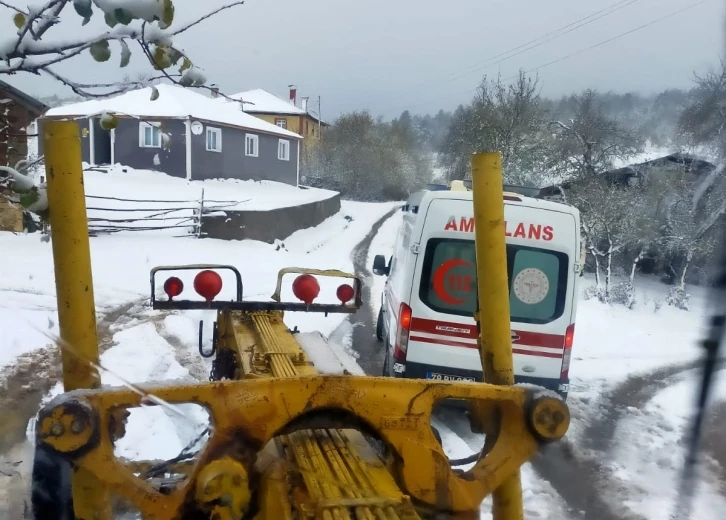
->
[
  {"left": 245, "top": 133, "right": 259, "bottom": 157},
  {"left": 275, "top": 118, "right": 287, "bottom": 129},
  {"left": 278, "top": 138, "right": 290, "bottom": 161},
  {"left": 138, "top": 121, "right": 161, "bottom": 148},
  {"left": 418, "top": 238, "right": 569, "bottom": 324},
  {"left": 205, "top": 126, "right": 222, "bottom": 153}
]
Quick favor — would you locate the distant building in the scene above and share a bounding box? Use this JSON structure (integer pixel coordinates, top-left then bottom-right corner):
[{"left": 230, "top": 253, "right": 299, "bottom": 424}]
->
[
  {"left": 0, "top": 79, "right": 48, "bottom": 168},
  {"left": 222, "top": 88, "right": 328, "bottom": 166},
  {"left": 538, "top": 153, "right": 718, "bottom": 201},
  {"left": 40, "top": 84, "right": 303, "bottom": 186}
]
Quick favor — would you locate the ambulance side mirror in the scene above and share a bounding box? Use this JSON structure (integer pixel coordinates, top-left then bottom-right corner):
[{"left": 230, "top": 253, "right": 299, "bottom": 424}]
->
[{"left": 372, "top": 255, "right": 389, "bottom": 276}]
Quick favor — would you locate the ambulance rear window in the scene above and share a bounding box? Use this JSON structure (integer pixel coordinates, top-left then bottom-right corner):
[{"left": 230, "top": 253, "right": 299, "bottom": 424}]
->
[{"left": 418, "top": 238, "right": 568, "bottom": 324}]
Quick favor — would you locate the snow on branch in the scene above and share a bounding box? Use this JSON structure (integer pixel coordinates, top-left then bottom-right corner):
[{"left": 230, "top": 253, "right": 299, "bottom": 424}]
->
[{"left": 0, "top": 0, "right": 245, "bottom": 97}]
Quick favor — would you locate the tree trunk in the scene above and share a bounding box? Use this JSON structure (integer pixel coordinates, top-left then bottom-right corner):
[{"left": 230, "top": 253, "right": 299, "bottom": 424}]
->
[
  {"left": 605, "top": 236, "right": 613, "bottom": 300},
  {"left": 589, "top": 247, "right": 601, "bottom": 287},
  {"left": 630, "top": 248, "right": 645, "bottom": 285},
  {"left": 679, "top": 250, "right": 693, "bottom": 290}
]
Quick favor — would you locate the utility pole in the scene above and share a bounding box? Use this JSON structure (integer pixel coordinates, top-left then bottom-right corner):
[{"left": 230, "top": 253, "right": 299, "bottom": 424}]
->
[{"left": 317, "top": 95, "right": 321, "bottom": 138}]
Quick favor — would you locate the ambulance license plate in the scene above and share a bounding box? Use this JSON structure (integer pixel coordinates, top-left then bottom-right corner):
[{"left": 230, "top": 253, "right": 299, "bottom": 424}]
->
[{"left": 426, "top": 372, "right": 475, "bottom": 382}]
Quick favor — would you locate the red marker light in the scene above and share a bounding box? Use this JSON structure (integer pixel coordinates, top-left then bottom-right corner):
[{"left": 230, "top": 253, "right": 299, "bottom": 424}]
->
[
  {"left": 336, "top": 284, "right": 355, "bottom": 304},
  {"left": 292, "top": 274, "right": 320, "bottom": 305},
  {"left": 163, "top": 277, "right": 184, "bottom": 300},
  {"left": 194, "top": 270, "right": 223, "bottom": 302}
]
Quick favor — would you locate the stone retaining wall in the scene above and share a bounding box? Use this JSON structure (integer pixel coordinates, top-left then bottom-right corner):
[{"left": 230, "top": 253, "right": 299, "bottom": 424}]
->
[{"left": 201, "top": 192, "right": 341, "bottom": 243}]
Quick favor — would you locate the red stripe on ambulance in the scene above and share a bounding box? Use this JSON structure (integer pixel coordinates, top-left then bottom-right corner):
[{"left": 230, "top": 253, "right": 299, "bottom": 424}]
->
[
  {"left": 410, "top": 317, "right": 477, "bottom": 339},
  {"left": 410, "top": 317, "right": 565, "bottom": 350}
]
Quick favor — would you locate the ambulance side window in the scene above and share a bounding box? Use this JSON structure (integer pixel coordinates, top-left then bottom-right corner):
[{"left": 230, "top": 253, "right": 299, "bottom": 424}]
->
[{"left": 418, "top": 239, "right": 568, "bottom": 324}]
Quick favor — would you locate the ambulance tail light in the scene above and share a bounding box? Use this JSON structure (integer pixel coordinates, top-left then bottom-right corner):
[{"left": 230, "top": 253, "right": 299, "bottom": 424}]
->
[
  {"left": 560, "top": 323, "right": 575, "bottom": 379},
  {"left": 394, "top": 303, "right": 412, "bottom": 361}
]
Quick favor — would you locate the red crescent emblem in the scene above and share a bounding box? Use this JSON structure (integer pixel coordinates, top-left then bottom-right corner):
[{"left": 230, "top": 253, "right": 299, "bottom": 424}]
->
[{"left": 432, "top": 259, "right": 472, "bottom": 305}]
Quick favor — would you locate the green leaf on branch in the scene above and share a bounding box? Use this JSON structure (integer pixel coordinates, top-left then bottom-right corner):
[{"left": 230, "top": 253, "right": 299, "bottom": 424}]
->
[
  {"left": 99, "top": 113, "right": 118, "bottom": 130},
  {"left": 167, "top": 48, "right": 183, "bottom": 66},
  {"left": 150, "top": 86, "right": 160, "bottom": 101},
  {"left": 104, "top": 11, "right": 117, "bottom": 28},
  {"left": 152, "top": 46, "right": 172, "bottom": 70},
  {"left": 13, "top": 13, "right": 25, "bottom": 29},
  {"left": 114, "top": 8, "right": 134, "bottom": 25},
  {"left": 90, "top": 40, "right": 111, "bottom": 62},
  {"left": 18, "top": 188, "right": 39, "bottom": 209},
  {"left": 160, "top": 0, "right": 175, "bottom": 29},
  {"left": 179, "top": 57, "right": 192, "bottom": 74},
  {"left": 119, "top": 41, "right": 131, "bottom": 68},
  {"left": 73, "top": 0, "right": 93, "bottom": 24}
]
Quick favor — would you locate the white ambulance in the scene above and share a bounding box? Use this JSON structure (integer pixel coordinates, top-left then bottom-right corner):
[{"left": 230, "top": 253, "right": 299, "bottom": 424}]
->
[{"left": 372, "top": 185, "right": 581, "bottom": 396}]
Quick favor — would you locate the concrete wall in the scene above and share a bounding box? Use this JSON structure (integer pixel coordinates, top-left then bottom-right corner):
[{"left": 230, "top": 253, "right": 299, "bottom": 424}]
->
[
  {"left": 191, "top": 122, "right": 299, "bottom": 185},
  {"left": 202, "top": 192, "right": 340, "bottom": 243}
]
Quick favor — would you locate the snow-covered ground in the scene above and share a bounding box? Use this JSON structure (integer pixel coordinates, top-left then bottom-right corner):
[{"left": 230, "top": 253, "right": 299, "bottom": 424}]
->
[
  {"left": 0, "top": 200, "right": 396, "bottom": 369},
  {"left": 2, "top": 196, "right": 725, "bottom": 518},
  {"left": 82, "top": 164, "right": 337, "bottom": 213}
]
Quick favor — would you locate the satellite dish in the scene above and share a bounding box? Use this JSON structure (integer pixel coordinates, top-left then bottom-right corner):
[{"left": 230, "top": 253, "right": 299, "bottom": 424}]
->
[{"left": 190, "top": 121, "right": 203, "bottom": 135}]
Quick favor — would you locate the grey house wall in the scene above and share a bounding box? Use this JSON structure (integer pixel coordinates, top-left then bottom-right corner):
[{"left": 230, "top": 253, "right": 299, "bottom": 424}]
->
[
  {"left": 39, "top": 117, "right": 187, "bottom": 177},
  {"left": 190, "top": 123, "right": 299, "bottom": 185},
  {"left": 37, "top": 118, "right": 91, "bottom": 162},
  {"left": 113, "top": 118, "right": 186, "bottom": 178}
]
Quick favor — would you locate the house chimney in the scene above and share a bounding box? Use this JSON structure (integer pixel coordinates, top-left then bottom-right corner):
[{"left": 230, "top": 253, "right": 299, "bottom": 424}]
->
[
  {"left": 288, "top": 84, "right": 297, "bottom": 106},
  {"left": 301, "top": 97, "right": 309, "bottom": 112}
]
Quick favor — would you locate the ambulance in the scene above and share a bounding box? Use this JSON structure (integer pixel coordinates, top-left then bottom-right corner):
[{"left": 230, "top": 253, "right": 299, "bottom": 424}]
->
[{"left": 372, "top": 184, "right": 581, "bottom": 396}]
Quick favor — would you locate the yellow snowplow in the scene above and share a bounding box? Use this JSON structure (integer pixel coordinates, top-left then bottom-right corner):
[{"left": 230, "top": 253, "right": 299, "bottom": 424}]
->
[{"left": 30, "top": 121, "right": 570, "bottom": 520}]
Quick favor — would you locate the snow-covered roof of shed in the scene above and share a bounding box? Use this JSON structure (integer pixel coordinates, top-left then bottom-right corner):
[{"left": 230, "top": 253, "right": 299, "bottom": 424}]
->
[
  {"left": 226, "top": 88, "right": 307, "bottom": 115},
  {"left": 44, "top": 85, "right": 302, "bottom": 139}
]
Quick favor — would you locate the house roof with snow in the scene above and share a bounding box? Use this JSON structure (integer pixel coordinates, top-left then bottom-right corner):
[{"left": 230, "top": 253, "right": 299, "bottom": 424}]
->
[
  {"left": 0, "top": 79, "right": 48, "bottom": 116},
  {"left": 44, "top": 84, "right": 301, "bottom": 139},
  {"left": 226, "top": 88, "right": 327, "bottom": 125}
]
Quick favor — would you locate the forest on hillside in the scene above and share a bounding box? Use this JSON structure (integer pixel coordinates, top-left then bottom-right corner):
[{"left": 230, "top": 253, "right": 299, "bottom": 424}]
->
[{"left": 304, "top": 64, "right": 726, "bottom": 307}]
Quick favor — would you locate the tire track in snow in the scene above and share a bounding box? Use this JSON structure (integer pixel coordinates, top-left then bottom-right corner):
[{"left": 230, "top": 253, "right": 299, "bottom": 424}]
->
[
  {"left": 333, "top": 206, "right": 401, "bottom": 375},
  {"left": 531, "top": 360, "right": 726, "bottom": 520},
  {"left": 0, "top": 298, "right": 148, "bottom": 518}
]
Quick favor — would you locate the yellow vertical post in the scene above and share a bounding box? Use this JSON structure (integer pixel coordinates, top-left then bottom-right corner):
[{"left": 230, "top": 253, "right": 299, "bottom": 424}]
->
[
  {"left": 44, "top": 121, "right": 111, "bottom": 519},
  {"left": 43, "top": 120, "right": 100, "bottom": 391},
  {"left": 471, "top": 152, "right": 524, "bottom": 520}
]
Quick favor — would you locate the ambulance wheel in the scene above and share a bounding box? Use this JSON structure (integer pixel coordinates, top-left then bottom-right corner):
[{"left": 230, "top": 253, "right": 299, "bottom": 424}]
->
[
  {"left": 375, "top": 308, "right": 384, "bottom": 342},
  {"left": 31, "top": 444, "right": 75, "bottom": 520}
]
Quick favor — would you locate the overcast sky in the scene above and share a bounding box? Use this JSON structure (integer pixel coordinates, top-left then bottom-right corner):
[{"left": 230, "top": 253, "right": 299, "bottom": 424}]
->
[{"left": 2, "top": 0, "right": 724, "bottom": 119}]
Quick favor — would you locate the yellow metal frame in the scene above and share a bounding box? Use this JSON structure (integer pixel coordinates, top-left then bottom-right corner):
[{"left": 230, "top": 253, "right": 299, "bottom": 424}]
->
[
  {"left": 39, "top": 122, "right": 569, "bottom": 520},
  {"left": 37, "top": 375, "right": 566, "bottom": 518}
]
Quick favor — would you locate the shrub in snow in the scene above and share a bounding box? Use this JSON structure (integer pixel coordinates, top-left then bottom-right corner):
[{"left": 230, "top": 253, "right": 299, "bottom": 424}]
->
[
  {"left": 581, "top": 285, "right": 599, "bottom": 301},
  {"left": 666, "top": 287, "right": 690, "bottom": 311},
  {"left": 610, "top": 282, "right": 636, "bottom": 309}
]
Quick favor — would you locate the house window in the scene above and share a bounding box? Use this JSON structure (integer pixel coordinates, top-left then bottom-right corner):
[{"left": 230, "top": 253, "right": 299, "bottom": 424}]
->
[
  {"left": 139, "top": 122, "right": 161, "bottom": 148},
  {"left": 206, "top": 126, "right": 222, "bottom": 152},
  {"left": 275, "top": 118, "right": 287, "bottom": 129},
  {"left": 245, "top": 134, "right": 259, "bottom": 157},
  {"left": 278, "top": 139, "right": 290, "bottom": 161}
]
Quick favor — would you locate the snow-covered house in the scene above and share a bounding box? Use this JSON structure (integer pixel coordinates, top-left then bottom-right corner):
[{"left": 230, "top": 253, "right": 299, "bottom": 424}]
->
[
  {"left": 221, "top": 88, "right": 327, "bottom": 165},
  {"left": 40, "top": 85, "right": 303, "bottom": 186}
]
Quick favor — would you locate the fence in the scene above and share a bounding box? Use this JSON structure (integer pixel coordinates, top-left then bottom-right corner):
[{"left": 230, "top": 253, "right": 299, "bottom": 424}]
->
[{"left": 85, "top": 189, "right": 244, "bottom": 237}]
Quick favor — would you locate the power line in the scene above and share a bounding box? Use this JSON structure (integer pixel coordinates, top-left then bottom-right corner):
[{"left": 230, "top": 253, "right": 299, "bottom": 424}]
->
[
  {"left": 349, "top": 0, "right": 639, "bottom": 108},
  {"left": 519, "top": 0, "right": 711, "bottom": 76},
  {"left": 378, "top": 0, "right": 711, "bottom": 117}
]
